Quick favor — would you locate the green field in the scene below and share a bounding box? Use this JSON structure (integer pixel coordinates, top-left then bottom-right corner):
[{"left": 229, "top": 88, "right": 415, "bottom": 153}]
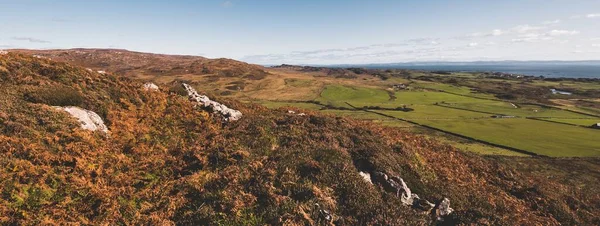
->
[
  {"left": 541, "top": 118, "right": 600, "bottom": 126},
  {"left": 440, "top": 102, "right": 595, "bottom": 118},
  {"left": 377, "top": 113, "right": 600, "bottom": 157},
  {"left": 256, "top": 82, "right": 600, "bottom": 157},
  {"left": 411, "top": 81, "right": 498, "bottom": 99},
  {"left": 317, "top": 85, "right": 391, "bottom": 107}
]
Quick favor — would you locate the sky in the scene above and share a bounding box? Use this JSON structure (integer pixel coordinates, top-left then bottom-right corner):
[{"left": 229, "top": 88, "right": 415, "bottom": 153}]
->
[{"left": 1, "top": 0, "right": 599, "bottom": 64}]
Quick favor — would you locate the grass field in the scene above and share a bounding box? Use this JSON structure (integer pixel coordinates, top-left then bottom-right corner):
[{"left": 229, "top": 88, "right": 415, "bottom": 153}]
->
[
  {"left": 317, "top": 85, "right": 391, "bottom": 107},
  {"left": 440, "top": 102, "right": 595, "bottom": 118},
  {"left": 376, "top": 113, "right": 600, "bottom": 157},
  {"left": 540, "top": 118, "right": 600, "bottom": 126},
  {"left": 411, "top": 81, "right": 498, "bottom": 99},
  {"left": 249, "top": 73, "right": 600, "bottom": 157}
]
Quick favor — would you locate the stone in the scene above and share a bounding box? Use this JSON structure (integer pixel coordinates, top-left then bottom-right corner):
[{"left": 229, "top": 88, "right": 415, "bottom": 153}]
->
[
  {"left": 413, "top": 197, "right": 436, "bottom": 212},
  {"left": 182, "top": 83, "right": 242, "bottom": 121},
  {"left": 359, "top": 171, "right": 373, "bottom": 184},
  {"left": 56, "top": 106, "right": 108, "bottom": 133},
  {"left": 143, "top": 82, "right": 159, "bottom": 91},
  {"left": 394, "top": 176, "right": 418, "bottom": 206},
  {"left": 0, "top": 50, "right": 8, "bottom": 55},
  {"left": 434, "top": 198, "right": 454, "bottom": 221}
]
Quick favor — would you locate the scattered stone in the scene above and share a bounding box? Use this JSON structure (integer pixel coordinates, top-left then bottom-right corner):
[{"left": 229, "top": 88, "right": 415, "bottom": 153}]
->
[
  {"left": 373, "top": 172, "right": 399, "bottom": 193},
  {"left": 0, "top": 50, "right": 8, "bottom": 55},
  {"left": 143, "top": 82, "right": 159, "bottom": 91},
  {"left": 182, "top": 83, "right": 242, "bottom": 121},
  {"left": 359, "top": 171, "right": 373, "bottom": 184},
  {"left": 434, "top": 198, "right": 454, "bottom": 221},
  {"left": 97, "top": 70, "right": 106, "bottom": 74},
  {"left": 313, "top": 204, "right": 333, "bottom": 225},
  {"left": 396, "top": 177, "right": 418, "bottom": 206},
  {"left": 373, "top": 171, "right": 439, "bottom": 216},
  {"left": 287, "top": 110, "right": 307, "bottom": 116},
  {"left": 413, "top": 197, "right": 436, "bottom": 212},
  {"left": 55, "top": 106, "right": 108, "bottom": 133}
]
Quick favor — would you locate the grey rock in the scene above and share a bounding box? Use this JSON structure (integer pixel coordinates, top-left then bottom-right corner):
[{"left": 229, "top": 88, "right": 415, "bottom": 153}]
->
[
  {"left": 182, "top": 83, "right": 242, "bottom": 121},
  {"left": 55, "top": 106, "right": 108, "bottom": 133},
  {"left": 143, "top": 82, "right": 159, "bottom": 91}
]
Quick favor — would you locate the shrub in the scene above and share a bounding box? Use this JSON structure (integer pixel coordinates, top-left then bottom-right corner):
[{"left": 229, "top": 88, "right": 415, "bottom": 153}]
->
[{"left": 24, "top": 86, "right": 84, "bottom": 107}]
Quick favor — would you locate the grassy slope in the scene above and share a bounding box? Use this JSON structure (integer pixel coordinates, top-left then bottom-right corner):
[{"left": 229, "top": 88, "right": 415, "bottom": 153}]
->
[{"left": 2, "top": 53, "right": 599, "bottom": 225}]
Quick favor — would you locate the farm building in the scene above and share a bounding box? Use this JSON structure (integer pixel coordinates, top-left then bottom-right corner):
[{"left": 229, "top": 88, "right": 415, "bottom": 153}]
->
[{"left": 591, "top": 123, "right": 600, "bottom": 129}]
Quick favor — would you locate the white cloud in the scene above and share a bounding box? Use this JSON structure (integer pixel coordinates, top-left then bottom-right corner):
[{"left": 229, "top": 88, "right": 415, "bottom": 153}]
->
[
  {"left": 221, "top": 1, "right": 233, "bottom": 8},
  {"left": 549, "top": 30, "right": 580, "bottom": 36},
  {"left": 491, "top": 29, "right": 504, "bottom": 36},
  {"left": 512, "top": 25, "right": 544, "bottom": 33},
  {"left": 542, "top": 19, "right": 561, "bottom": 24},
  {"left": 468, "top": 42, "right": 479, "bottom": 47},
  {"left": 11, "top": 37, "right": 51, "bottom": 43},
  {"left": 593, "top": 44, "right": 600, "bottom": 47},
  {"left": 586, "top": 13, "right": 600, "bottom": 18}
]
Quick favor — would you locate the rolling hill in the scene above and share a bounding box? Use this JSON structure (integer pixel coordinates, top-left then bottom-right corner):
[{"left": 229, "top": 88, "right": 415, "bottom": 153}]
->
[{"left": 0, "top": 51, "right": 598, "bottom": 225}]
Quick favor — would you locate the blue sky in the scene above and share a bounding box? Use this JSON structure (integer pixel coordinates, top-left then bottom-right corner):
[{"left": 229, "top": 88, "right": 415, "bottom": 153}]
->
[{"left": 1, "top": 0, "right": 599, "bottom": 64}]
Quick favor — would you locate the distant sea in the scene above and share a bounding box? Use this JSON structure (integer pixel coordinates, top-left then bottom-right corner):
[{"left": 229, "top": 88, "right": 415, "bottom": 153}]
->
[{"left": 335, "top": 62, "right": 600, "bottom": 79}]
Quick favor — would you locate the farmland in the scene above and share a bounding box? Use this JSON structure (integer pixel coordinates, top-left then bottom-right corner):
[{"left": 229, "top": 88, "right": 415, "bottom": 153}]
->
[{"left": 251, "top": 67, "right": 600, "bottom": 157}]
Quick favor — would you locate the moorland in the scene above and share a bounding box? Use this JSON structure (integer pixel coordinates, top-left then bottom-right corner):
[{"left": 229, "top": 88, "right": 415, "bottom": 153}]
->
[{"left": 1, "top": 49, "right": 599, "bottom": 225}]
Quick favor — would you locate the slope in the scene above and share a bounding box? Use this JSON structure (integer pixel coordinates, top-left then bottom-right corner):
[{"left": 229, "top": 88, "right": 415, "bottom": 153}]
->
[{"left": 0, "top": 53, "right": 598, "bottom": 225}]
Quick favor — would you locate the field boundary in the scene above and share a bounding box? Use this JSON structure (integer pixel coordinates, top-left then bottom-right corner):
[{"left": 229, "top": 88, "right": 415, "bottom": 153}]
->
[
  {"left": 526, "top": 117, "right": 599, "bottom": 130},
  {"left": 344, "top": 102, "right": 540, "bottom": 157}
]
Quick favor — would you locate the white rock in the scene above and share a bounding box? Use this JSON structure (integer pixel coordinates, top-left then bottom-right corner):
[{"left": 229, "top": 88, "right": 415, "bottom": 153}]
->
[
  {"left": 398, "top": 177, "right": 418, "bottom": 206},
  {"left": 435, "top": 198, "right": 454, "bottom": 221},
  {"left": 97, "top": 70, "right": 106, "bottom": 74},
  {"left": 0, "top": 50, "right": 8, "bottom": 55},
  {"left": 143, "top": 82, "right": 159, "bottom": 91},
  {"left": 287, "top": 110, "right": 296, "bottom": 114},
  {"left": 297, "top": 113, "right": 307, "bottom": 116},
  {"left": 56, "top": 106, "right": 108, "bottom": 133},
  {"left": 359, "top": 171, "right": 373, "bottom": 184},
  {"left": 182, "top": 83, "right": 242, "bottom": 121}
]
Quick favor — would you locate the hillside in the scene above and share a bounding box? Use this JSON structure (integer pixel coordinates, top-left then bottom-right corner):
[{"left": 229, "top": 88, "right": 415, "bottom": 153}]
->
[
  {"left": 10, "top": 48, "right": 270, "bottom": 79},
  {"left": 0, "top": 52, "right": 599, "bottom": 225}
]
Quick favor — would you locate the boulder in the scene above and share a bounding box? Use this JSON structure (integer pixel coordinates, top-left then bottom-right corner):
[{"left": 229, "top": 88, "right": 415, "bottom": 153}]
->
[
  {"left": 434, "top": 198, "right": 454, "bottom": 221},
  {"left": 56, "top": 106, "right": 108, "bottom": 133},
  {"left": 359, "top": 171, "right": 373, "bottom": 184},
  {"left": 143, "top": 82, "right": 159, "bottom": 91},
  {"left": 182, "top": 83, "right": 242, "bottom": 121}
]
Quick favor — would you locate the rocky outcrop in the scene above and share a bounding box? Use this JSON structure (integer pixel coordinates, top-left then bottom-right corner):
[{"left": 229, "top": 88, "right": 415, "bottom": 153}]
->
[
  {"left": 373, "top": 171, "right": 449, "bottom": 220},
  {"left": 182, "top": 83, "right": 242, "bottom": 121},
  {"left": 143, "top": 82, "right": 159, "bottom": 91},
  {"left": 56, "top": 106, "right": 108, "bottom": 133},
  {"left": 434, "top": 198, "right": 454, "bottom": 221},
  {"left": 0, "top": 50, "right": 7, "bottom": 55}
]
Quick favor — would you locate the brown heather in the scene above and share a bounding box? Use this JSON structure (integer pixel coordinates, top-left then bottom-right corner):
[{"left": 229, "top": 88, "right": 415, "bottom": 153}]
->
[{"left": 0, "top": 53, "right": 598, "bottom": 225}]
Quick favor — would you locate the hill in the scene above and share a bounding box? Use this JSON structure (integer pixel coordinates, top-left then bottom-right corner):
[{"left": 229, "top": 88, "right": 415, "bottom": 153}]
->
[
  {"left": 1, "top": 52, "right": 599, "bottom": 225},
  {"left": 10, "top": 48, "right": 270, "bottom": 80}
]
